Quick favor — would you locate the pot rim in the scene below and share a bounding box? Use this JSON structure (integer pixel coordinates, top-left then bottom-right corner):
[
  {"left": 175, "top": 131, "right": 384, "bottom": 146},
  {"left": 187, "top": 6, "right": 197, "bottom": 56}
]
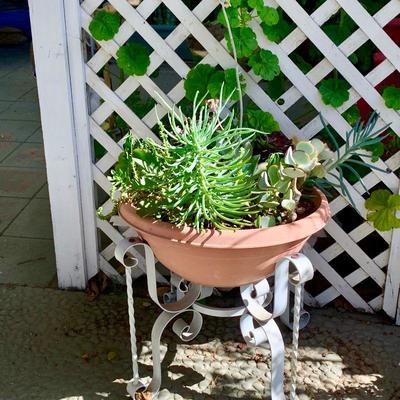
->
[{"left": 119, "top": 187, "right": 330, "bottom": 249}]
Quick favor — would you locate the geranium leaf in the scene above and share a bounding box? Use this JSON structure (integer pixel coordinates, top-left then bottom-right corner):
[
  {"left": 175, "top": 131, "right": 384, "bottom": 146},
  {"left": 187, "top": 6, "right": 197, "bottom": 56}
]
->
[
  {"left": 217, "top": 7, "right": 241, "bottom": 28},
  {"left": 248, "top": 0, "right": 263, "bottom": 9},
  {"left": 342, "top": 105, "right": 360, "bottom": 125},
  {"left": 226, "top": 27, "right": 258, "bottom": 59},
  {"left": 363, "top": 142, "right": 385, "bottom": 162},
  {"left": 261, "top": 18, "right": 293, "bottom": 43},
  {"left": 246, "top": 109, "right": 279, "bottom": 133},
  {"left": 382, "top": 86, "right": 400, "bottom": 110},
  {"left": 365, "top": 189, "right": 400, "bottom": 231},
  {"left": 249, "top": 49, "right": 280, "bottom": 81},
  {"left": 184, "top": 64, "right": 216, "bottom": 101},
  {"left": 116, "top": 43, "right": 150, "bottom": 76},
  {"left": 207, "top": 68, "right": 246, "bottom": 101},
  {"left": 258, "top": 7, "right": 279, "bottom": 26},
  {"left": 89, "top": 10, "right": 121, "bottom": 41},
  {"left": 319, "top": 78, "right": 350, "bottom": 108},
  {"left": 230, "top": 0, "right": 248, "bottom": 7}
]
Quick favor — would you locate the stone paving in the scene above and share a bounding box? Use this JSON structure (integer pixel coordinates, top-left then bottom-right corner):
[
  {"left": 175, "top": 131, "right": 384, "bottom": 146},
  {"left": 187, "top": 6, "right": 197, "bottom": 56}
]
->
[
  {"left": 0, "top": 284, "right": 399, "bottom": 400},
  {"left": 0, "top": 42, "right": 56, "bottom": 288}
]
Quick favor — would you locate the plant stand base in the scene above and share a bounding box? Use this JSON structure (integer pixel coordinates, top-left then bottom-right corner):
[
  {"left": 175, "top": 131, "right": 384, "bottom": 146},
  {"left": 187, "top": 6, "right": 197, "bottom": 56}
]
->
[{"left": 115, "top": 238, "right": 315, "bottom": 400}]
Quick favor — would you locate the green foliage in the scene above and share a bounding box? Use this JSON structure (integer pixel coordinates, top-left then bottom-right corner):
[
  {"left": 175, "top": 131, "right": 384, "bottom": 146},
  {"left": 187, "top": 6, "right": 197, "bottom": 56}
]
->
[
  {"left": 89, "top": 10, "right": 121, "bottom": 41},
  {"left": 184, "top": 64, "right": 245, "bottom": 102},
  {"left": 184, "top": 64, "right": 216, "bottom": 102},
  {"left": 116, "top": 43, "right": 150, "bottom": 76},
  {"left": 261, "top": 16, "right": 293, "bottom": 43},
  {"left": 217, "top": 7, "right": 241, "bottom": 28},
  {"left": 382, "top": 86, "right": 400, "bottom": 110},
  {"left": 321, "top": 112, "right": 390, "bottom": 206},
  {"left": 363, "top": 142, "right": 385, "bottom": 162},
  {"left": 249, "top": 49, "right": 280, "bottom": 81},
  {"left": 365, "top": 189, "right": 400, "bottom": 231},
  {"left": 226, "top": 27, "right": 258, "bottom": 58},
  {"left": 258, "top": 7, "right": 279, "bottom": 26},
  {"left": 111, "top": 96, "right": 262, "bottom": 230},
  {"left": 342, "top": 105, "right": 360, "bottom": 125},
  {"left": 319, "top": 78, "right": 350, "bottom": 108},
  {"left": 207, "top": 69, "right": 246, "bottom": 101},
  {"left": 245, "top": 109, "right": 280, "bottom": 133}
]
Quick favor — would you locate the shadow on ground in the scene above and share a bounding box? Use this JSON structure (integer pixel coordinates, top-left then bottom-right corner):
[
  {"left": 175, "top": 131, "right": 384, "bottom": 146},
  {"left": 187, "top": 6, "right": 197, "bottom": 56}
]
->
[{"left": 1, "top": 285, "right": 399, "bottom": 400}]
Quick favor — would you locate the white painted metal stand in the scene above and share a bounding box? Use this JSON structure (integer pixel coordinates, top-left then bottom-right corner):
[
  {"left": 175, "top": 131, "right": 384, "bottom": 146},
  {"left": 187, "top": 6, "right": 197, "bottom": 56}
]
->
[{"left": 115, "top": 238, "right": 314, "bottom": 399}]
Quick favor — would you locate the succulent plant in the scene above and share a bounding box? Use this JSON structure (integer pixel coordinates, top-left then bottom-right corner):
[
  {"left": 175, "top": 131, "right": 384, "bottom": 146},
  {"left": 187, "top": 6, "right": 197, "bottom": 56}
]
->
[{"left": 255, "top": 138, "right": 335, "bottom": 227}]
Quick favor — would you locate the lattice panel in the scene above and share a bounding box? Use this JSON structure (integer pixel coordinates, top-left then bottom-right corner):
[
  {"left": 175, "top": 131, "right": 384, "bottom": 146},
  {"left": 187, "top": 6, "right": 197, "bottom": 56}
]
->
[{"left": 79, "top": 0, "right": 400, "bottom": 319}]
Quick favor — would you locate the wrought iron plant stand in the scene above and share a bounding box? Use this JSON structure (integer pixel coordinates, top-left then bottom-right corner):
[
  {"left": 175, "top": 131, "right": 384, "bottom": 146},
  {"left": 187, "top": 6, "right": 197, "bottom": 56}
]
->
[{"left": 115, "top": 238, "right": 315, "bottom": 400}]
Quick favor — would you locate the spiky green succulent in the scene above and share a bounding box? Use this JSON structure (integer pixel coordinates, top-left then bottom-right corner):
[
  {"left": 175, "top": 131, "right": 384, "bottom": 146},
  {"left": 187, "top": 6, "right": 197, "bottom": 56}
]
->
[{"left": 110, "top": 95, "right": 261, "bottom": 230}]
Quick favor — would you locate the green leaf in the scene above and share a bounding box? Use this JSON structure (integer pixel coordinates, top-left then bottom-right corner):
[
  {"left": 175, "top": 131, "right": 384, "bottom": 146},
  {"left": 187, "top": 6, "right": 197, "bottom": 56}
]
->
[
  {"left": 258, "top": 7, "right": 279, "bottom": 26},
  {"left": 184, "top": 64, "right": 216, "bottom": 102},
  {"left": 217, "top": 7, "right": 241, "bottom": 28},
  {"left": 207, "top": 68, "right": 246, "bottom": 101},
  {"left": 365, "top": 189, "right": 400, "bottom": 231},
  {"left": 246, "top": 109, "right": 280, "bottom": 132},
  {"left": 257, "top": 215, "right": 276, "bottom": 228},
  {"left": 323, "top": 23, "right": 352, "bottom": 46},
  {"left": 230, "top": 0, "right": 248, "bottom": 7},
  {"left": 261, "top": 17, "right": 293, "bottom": 43},
  {"left": 342, "top": 105, "right": 360, "bottom": 125},
  {"left": 89, "top": 10, "right": 121, "bottom": 41},
  {"left": 116, "top": 43, "right": 150, "bottom": 76},
  {"left": 226, "top": 27, "right": 258, "bottom": 59},
  {"left": 248, "top": 0, "right": 263, "bottom": 9},
  {"left": 364, "top": 142, "right": 385, "bottom": 162},
  {"left": 382, "top": 86, "right": 400, "bottom": 110},
  {"left": 249, "top": 49, "right": 280, "bottom": 81},
  {"left": 319, "top": 79, "right": 350, "bottom": 108}
]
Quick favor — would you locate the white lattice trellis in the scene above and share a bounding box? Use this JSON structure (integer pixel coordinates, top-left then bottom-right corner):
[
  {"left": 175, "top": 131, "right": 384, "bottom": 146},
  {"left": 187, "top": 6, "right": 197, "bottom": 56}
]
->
[{"left": 29, "top": 0, "right": 400, "bottom": 323}]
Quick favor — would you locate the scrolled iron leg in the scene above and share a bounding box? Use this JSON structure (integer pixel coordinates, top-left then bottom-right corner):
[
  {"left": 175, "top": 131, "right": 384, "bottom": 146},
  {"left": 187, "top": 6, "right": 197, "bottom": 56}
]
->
[
  {"left": 116, "top": 238, "right": 203, "bottom": 399},
  {"left": 239, "top": 253, "right": 314, "bottom": 400},
  {"left": 117, "top": 237, "right": 315, "bottom": 400}
]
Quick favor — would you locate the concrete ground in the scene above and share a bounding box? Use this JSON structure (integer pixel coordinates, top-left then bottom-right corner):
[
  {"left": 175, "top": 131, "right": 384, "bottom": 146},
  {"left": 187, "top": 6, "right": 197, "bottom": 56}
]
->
[
  {"left": 0, "top": 42, "right": 56, "bottom": 288},
  {"left": 1, "top": 42, "right": 399, "bottom": 400},
  {"left": 0, "top": 285, "right": 399, "bottom": 400}
]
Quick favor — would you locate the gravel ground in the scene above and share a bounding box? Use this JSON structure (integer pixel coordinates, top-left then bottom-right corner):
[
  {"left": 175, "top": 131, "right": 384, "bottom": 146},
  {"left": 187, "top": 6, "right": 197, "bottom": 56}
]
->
[{"left": 0, "top": 285, "right": 399, "bottom": 400}]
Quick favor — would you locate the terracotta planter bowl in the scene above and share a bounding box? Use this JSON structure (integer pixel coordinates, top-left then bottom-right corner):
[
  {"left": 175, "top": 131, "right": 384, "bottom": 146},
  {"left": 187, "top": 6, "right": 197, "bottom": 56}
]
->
[{"left": 119, "top": 189, "right": 330, "bottom": 288}]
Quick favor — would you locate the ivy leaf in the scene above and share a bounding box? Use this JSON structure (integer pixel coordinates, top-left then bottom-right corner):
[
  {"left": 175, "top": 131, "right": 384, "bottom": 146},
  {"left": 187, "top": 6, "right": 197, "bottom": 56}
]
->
[
  {"left": 261, "top": 18, "right": 293, "bottom": 43},
  {"left": 226, "top": 27, "right": 258, "bottom": 59},
  {"left": 249, "top": 49, "right": 280, "bottom": 81},
  {"left": 258, "top": 7, "right": 279, "bottom": 26},
  {"left": 89, "top": 10, "right": 121, "bottom": 41},
  {"left": 184, "top": 64, "right": 216, "bottom": 102},
  {"left": 319, "top": 79, "right": 350, "bottom": 108},
  {"left": 207, "top": 69, "right": 246, "bottom": 101},
  {"left": 217, "top": 7, "right": 241, "bottom": 28},
  {"left": 365, "top": 189, "right": 400, "bottom": 231},
  {"left": 246, "top": 109, "right": 280, "bottom": 133},
  {"left": 382, "top": 86, "right": 400, "bottom": 110},
  {"left": 116, "top": 43, "right": 150, "bottom": 76}
]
